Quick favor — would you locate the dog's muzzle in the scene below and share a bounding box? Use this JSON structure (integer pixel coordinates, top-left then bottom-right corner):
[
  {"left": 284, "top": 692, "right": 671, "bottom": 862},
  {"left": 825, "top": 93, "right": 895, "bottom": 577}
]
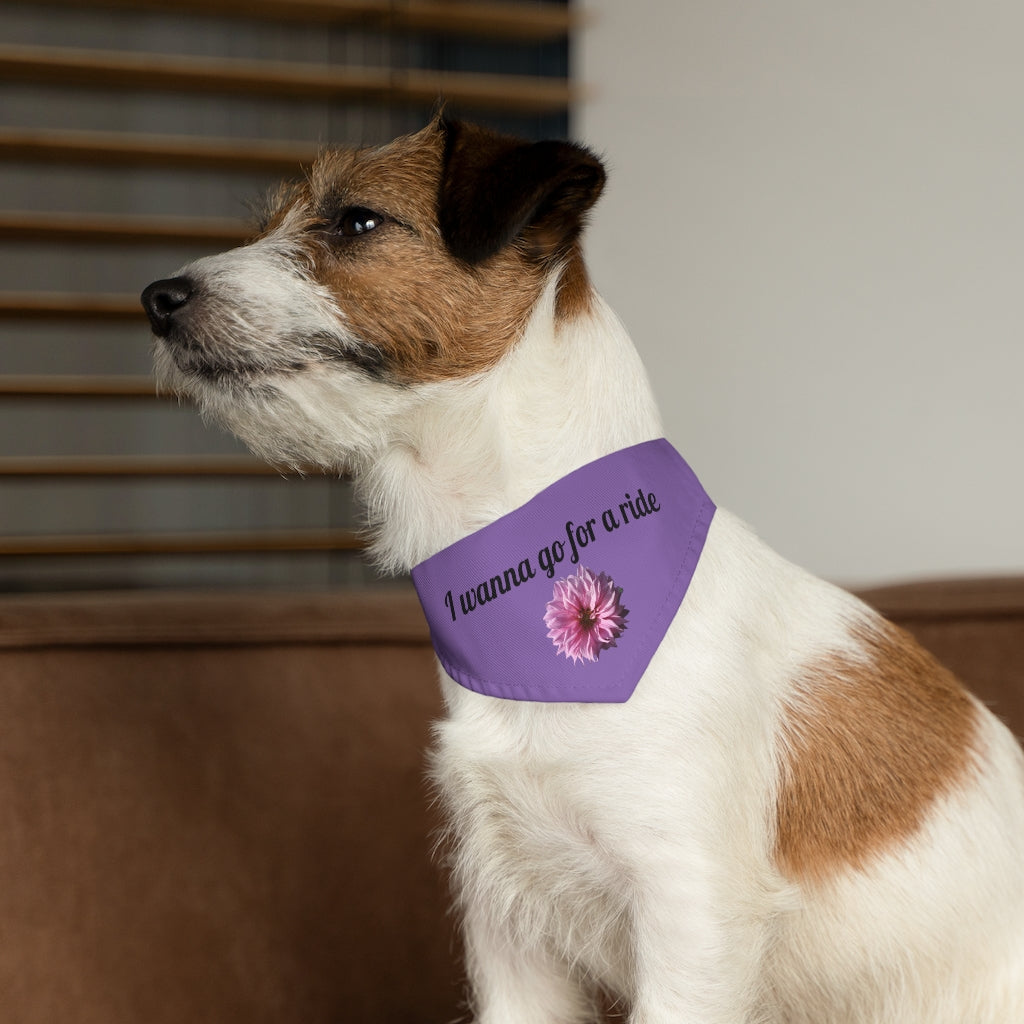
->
[{"left": 141, "top": 276, "right": 194, "bottom": 338}]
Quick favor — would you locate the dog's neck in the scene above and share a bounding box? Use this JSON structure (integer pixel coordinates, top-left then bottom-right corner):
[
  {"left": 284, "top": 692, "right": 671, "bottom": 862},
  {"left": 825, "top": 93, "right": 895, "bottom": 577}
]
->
[{"left": 359, "top": 278, "right": 665, "bottom": 573}]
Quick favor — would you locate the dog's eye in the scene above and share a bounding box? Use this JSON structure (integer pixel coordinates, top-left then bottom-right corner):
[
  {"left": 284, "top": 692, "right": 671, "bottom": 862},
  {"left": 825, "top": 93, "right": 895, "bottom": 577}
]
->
[{"left": 333, "top": 207, "right": 386, "bottom": 238}]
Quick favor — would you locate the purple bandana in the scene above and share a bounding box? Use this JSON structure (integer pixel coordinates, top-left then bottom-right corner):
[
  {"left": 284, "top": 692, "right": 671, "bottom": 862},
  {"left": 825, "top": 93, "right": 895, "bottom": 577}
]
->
[{"left": 410, "top": 439, "right": 715, "bottom": 703}]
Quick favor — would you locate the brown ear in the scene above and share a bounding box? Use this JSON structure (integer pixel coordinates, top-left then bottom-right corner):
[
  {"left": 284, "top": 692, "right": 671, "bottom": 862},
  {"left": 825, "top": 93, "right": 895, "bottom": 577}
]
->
[{"left": 438, "top": 118, "right": 606, "bottom": 266}]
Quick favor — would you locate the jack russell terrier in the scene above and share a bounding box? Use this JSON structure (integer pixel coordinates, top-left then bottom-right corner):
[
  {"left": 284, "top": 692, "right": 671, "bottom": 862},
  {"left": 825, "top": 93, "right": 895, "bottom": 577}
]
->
[{"left": 142, "top": 117, "right": 1024, "bottom": 1023}]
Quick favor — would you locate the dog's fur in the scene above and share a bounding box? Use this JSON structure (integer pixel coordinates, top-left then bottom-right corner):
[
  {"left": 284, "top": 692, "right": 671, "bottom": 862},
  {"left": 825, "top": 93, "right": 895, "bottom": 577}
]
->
[{"left": 143, "top": 118, "right": 1024, "bottom": 1023}]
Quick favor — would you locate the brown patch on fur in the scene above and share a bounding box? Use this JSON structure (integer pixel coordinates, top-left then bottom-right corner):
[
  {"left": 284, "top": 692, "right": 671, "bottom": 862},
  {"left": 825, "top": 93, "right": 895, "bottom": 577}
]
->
[
  {"left": 554, "top": 242, "right": 596, "bottom": 322},
  {"left": 253, "top": 180, "right": 306, "bottom": 238},
  {"left": 262, "top": 123, "right": 567, "bottom": 384},
  {"left": 256, "top": 119, "right": 602, "bottom": 385},
  {"left": 775, "top": 618, "right": 979, "bottom": 884}
]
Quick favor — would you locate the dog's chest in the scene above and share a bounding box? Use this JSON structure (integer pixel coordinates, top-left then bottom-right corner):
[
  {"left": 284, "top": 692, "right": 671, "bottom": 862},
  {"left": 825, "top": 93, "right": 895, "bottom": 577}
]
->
[{"left": 434, "top": 714, "right": 633, "bottom": 981}]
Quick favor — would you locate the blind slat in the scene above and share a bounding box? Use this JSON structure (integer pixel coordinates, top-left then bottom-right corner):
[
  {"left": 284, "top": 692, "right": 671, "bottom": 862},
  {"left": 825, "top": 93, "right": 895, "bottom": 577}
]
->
[
  {"left": 0, "top": 44, "right": 575, "bottom": 114},
  {"left": 0, "top": 456, "right": 291, "bottom": 477},
  {"left": 0, "top": 375, "right": 155, "bottom": 397},
  {"left": 0, "top": 128, "right": 317, "bottom": 174},
  {"left": 13, "top": 0, "right": 575, "bottom": 41},
  {"left": 0, "top": 211, "right": 249, "bottom": 247},
  {"left": 0, "top": 293, "right": 144, "bottom": 321}
]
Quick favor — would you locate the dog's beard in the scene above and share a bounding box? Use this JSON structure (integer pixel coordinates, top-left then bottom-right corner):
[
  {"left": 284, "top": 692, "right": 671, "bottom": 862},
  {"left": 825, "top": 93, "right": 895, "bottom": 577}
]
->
[
  {"left": 154, "top": 317, "right": 378, "bottom": 384},
  {"left": 153, "top": 322, "right": 410, "bottom": 476},
  {"left": 155, "top": 310, "right": 312, "bottom": 381}
]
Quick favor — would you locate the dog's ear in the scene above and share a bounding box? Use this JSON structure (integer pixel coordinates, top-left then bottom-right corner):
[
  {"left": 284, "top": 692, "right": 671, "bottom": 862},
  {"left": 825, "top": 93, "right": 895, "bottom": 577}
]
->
[{"left": 438, "top": 118, "right": 606, "bottom": 266}]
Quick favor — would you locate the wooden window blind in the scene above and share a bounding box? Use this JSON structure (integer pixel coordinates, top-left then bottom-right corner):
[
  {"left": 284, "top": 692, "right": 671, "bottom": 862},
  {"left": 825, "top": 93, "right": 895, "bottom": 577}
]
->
[{"left": 0, "top": 0, "right": 574, "bottom": 592}]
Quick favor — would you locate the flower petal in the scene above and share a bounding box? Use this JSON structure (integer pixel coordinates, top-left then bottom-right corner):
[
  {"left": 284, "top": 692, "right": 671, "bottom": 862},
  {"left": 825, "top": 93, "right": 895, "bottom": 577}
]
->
[{"left": 544, "top": 566, "right": 628, "bottom": 663}]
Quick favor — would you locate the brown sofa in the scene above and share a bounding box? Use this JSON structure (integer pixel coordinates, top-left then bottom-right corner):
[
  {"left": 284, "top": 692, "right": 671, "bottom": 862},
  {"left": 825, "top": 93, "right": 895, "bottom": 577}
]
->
[{"left": 0, "top": 579, "right": 1021, "bottom": 1023}]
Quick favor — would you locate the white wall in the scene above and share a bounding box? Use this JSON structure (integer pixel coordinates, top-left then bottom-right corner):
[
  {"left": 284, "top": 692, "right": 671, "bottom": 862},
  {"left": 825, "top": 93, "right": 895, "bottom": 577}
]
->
[{"left": 576, "top": 0, "right": 1024, "bottom": 586}]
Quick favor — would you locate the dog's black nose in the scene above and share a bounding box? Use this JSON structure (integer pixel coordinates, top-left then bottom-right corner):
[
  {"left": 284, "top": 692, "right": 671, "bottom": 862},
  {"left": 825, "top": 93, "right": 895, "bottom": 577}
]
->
[{"left": 141, "top": 277, "right": 193, "bottom": 337}]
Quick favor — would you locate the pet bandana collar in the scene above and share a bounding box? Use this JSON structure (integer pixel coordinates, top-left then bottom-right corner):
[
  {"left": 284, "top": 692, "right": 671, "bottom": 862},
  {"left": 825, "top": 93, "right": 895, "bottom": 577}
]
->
[{"left": 410, "top": 439, "right": 716, "bottom": 703}]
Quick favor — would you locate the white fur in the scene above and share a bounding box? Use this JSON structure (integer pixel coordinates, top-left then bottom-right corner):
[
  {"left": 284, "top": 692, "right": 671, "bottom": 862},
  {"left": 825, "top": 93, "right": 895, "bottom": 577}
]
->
[{"left": 152, "top": 207, "right": 1024, "bottom": 1024}]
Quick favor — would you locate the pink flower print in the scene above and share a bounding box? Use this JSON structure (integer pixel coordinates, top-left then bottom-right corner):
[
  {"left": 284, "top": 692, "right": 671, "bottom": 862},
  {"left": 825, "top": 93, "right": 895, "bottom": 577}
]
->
[{"left": 544, "top": 567, "right": 628, "bottom": 663}]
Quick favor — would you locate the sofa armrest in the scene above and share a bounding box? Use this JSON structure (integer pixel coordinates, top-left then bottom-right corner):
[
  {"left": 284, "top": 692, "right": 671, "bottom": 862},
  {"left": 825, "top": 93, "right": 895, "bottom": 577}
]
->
[
  {"left": 859, "top": 576, "right": 1024, "bottom": 738},
  {"left": 0, "top": 587, "right": 460, "bottom": 1024}
]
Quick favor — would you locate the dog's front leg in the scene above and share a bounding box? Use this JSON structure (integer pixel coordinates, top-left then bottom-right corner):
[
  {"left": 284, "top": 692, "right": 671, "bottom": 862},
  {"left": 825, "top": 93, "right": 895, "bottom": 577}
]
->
[
  {"left": 625, "top": 864, "right": 776, "bottom": 1024},
  {"left": 463, "top": 901, "right": 597, "bottom": 1024}
]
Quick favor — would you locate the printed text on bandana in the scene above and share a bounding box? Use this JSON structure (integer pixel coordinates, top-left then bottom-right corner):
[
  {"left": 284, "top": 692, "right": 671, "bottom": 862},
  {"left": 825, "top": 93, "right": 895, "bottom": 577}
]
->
[{"left": 441, "top": 487, "right": 661, "bottom": 622}]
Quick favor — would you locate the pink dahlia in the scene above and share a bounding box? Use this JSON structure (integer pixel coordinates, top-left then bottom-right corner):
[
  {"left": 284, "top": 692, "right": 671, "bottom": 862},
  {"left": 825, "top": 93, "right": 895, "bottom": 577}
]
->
[{"left": 544, "top": 566, "right": 628, "bottom": 663}]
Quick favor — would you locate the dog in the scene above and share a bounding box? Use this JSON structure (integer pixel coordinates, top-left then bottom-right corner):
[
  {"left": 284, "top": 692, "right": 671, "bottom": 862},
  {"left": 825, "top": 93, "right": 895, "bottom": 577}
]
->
[{"left": 142, "top": 117, "right": 1024, "bottom": 1023}]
